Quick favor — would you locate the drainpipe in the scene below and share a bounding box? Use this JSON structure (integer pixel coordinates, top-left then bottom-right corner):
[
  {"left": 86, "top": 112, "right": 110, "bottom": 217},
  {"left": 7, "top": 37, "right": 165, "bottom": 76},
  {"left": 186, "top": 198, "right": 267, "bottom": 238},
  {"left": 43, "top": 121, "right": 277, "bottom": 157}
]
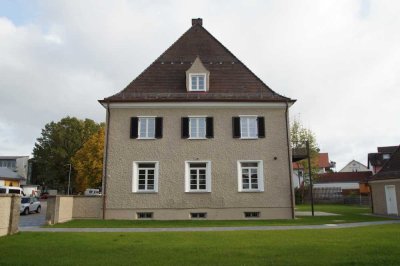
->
[
  {"left": 285, "top": 101, "right": 295, "bottom": 219},
  {"left": 102, "top": 102, "right": 111, "bottom": 220}
]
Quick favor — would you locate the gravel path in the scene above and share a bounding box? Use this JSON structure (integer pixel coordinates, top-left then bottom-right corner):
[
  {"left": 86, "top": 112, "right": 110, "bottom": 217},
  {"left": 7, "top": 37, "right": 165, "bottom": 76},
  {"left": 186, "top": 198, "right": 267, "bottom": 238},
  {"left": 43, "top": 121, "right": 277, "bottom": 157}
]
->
[{"left": 19, "top": 220, "right": 400, "bottom": 232}]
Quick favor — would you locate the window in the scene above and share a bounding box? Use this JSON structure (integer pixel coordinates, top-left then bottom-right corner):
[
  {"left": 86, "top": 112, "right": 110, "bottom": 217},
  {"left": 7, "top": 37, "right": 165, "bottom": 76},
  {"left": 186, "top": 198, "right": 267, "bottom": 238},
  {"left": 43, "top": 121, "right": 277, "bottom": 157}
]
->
[
  {"left": 244, "top": 212, "right": 260, "bottom": 218},
  {"left": 182, "top": 117, "right": 213, "bottom": 139},
  {"left": 132, "top": 162, "right": 159, "bottom": 193},
  {"left": 185, "top": 161, "right": 211, "bottom": 192},
  {"left": 137, "top": 212, "right": 153, "bottom": 219},
  {"left": 237, "top": 160, "right": 264, "bottom": 192},
  {"left": 139, "top": 117, "right": 155, "bottom": 139},
  {"left": 130, "top": 117, "right": 163, "bottom": 139},
  {"left": 190, "top": 117, "right": 206, "bottom": 138},
  {"left": 383, "top": 154, "right": 391, "bottom": 160},
  {"left": 190, "top": 74, "right": 206, "bottom": 91},
  {"left": 191, "top": 213, "right": 207, "bottom": 219},
  {"left": 240, "top": 116, "right": 257, "bottom": 138},
  {"left": 232, "top": 116, "right": 265, "bottom": 139}
]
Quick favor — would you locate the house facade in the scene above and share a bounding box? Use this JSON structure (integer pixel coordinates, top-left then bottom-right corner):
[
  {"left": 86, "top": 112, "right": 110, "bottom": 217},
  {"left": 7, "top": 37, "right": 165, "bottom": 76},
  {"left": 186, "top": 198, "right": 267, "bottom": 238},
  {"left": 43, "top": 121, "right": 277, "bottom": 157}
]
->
[
  {"left": 339, "top": 160, "right": 369, "bottom": 173},
  {"left": 100, "top": 19, "right": 295, "bottom": 220},
  {"left": 369, "top": 145, "right": 400, "bottom": 216},
  {"left": 0, "top": 167, "right": 24, "bottom": 187}
]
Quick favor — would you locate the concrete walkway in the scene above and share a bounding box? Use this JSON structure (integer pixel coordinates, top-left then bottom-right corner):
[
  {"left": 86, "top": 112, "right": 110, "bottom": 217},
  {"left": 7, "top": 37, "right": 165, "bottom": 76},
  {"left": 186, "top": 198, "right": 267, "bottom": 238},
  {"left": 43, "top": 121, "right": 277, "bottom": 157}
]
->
[{"left": 19, "top": 220, "right": 400, "bottom": 233}]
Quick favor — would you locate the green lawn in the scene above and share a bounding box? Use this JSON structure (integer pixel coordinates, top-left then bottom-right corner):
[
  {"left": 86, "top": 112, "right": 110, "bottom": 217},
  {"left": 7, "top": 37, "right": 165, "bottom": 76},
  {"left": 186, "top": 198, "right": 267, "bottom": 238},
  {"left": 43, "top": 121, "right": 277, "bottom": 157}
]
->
[
  {"left": 48, "top": 204, "right": 392, "bottom": 228},
  {"left": 1, "top": 224, "right": 399, "bottom": 265}
]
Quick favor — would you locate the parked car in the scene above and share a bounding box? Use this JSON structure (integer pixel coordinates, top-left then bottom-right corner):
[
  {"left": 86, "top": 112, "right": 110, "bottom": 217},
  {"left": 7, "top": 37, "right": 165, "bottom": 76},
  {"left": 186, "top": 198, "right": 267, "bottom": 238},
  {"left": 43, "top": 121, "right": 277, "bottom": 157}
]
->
[
  {"left": 40, "top": 192, "right": 49, "bottom": 199},
  {"left": 20, "top": 196, "right": 41, "bottom": 215},
  {"left": 0, "top": 186, "right": 24, "bottom": 195}
]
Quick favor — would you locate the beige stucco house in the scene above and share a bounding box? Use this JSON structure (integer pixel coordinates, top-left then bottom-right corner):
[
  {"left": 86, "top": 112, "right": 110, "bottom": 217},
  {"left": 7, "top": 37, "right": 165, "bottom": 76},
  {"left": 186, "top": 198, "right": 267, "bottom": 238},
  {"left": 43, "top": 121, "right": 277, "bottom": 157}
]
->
[
  {"left": 99, "top": 18, "right": 295, "bottom": 220},
  {"left": 369, "top": 145, "right": 400, "bottom": 216}
]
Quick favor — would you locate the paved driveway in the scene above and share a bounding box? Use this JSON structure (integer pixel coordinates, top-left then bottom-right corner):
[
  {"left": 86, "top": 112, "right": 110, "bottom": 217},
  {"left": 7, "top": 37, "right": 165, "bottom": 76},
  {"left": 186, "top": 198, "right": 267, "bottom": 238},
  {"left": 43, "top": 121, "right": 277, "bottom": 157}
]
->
[{"left": 19, "top": 200, "right": 47, "bottom": 227}]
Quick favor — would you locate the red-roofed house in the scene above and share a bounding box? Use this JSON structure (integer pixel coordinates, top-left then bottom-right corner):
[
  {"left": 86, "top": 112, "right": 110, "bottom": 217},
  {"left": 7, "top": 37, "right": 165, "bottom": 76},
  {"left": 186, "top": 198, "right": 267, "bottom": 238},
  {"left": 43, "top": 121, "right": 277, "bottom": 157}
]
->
[
  {"left": 99, "top": 19, "right": 295, "bottom": 220},
  {"left": 292, "top": 153, "right": 334, "bottom": 188}
]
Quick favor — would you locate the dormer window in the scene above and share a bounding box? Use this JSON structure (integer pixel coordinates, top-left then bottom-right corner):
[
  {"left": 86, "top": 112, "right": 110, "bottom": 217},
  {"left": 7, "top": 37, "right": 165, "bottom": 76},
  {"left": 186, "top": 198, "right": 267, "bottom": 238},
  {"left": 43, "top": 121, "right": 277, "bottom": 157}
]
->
[
  {"left": 190, "top": 74, "right": 206, "bottom": 91},
  {"left": 186, "top": 57, "right": 210, "bottom": 92}
]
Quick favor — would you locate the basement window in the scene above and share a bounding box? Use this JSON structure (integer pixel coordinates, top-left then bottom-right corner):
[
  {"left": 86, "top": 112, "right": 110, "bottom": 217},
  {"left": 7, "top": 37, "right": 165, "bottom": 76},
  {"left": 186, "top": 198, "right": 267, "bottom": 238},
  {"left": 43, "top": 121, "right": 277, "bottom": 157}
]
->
[
  {"left": 244, "top": 212, "right": 260, "bottom": 218},
  {"left": 137, "top": 212, "right": 153, "bottom": 219},
  {"left": 190, "top": 212, "right": 207, "bottom": 219}
]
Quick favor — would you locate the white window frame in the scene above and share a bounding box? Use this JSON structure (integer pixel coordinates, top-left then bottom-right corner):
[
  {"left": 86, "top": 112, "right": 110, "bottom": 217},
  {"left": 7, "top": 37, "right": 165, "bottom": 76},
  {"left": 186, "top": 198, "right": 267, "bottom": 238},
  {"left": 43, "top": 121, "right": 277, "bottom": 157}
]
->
[
  {"left": 237, "top": 160, "right": 264, "bottom": 192},
  {"left": 185, "top": 161, "right": 211, "bottom": 192},
  {"left": 188, "top": 116, "right": 207, "bottom": 139},
  {"left": 138, "top": 116, "right": 156, "bottom": 139},
  {"left": 189, "top": 73, "right": 207, "bottom": 91},
  {"left": 239, "top": 115, "right": 258, "bottom": 139},
  {"left": 132, "top": 161, "right": 159, "bottom": 193}
]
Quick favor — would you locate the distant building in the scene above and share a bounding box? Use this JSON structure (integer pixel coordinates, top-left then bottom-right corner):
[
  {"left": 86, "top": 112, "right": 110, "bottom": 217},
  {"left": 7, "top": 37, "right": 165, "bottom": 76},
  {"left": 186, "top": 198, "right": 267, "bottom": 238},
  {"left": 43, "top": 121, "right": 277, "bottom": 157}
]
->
[
  {"left": 368, "top": 146, "right": 398, "bottom": 174},
  {"left": 369, "top": 145, "right": 400, "bottom": 216},
  {"left": 0, "top": 156, "right": 29, "bottom": 184},
  {"left": 0, "top": 167, "right": 25, "bottom": 187},
  {"left": 340, "top": 160, "right": 369, "bottom": 173},
  {"left": 314, "top": 171, "right": 372, "bottom": 195},
  {"left": 292, "top": 153, "right": 334, "bottom": 188}
]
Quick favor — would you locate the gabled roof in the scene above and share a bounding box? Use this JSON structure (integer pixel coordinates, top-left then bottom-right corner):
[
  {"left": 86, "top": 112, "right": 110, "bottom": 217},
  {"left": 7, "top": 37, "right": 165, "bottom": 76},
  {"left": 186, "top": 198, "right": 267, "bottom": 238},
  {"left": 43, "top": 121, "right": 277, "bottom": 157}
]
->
[
  {"left": 339, "top": 160, "right": 369, "bottom": 172},
  {"left": 100, "top": 19, "right": 294, "bottom": 103},
  {"left": 0, "top": 167, "right": 24, "bottom": 180},
  {"left": 316, "top": 172, "right": 372, "bottom": 184},
  {"left": 292, "top": 153, "right": 331, "bottom": 169},
  {"left": 370, "top": 145, "right": 400, "bottom": 181}
]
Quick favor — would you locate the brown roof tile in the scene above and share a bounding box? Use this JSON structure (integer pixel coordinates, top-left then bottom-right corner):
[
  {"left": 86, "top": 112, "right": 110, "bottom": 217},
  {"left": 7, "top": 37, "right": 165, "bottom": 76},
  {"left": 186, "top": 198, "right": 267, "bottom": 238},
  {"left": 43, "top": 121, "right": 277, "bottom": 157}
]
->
[
  {"left": 316, "top": 172, "right": 372, "bottom": 183},
  {"left": 100, "top": 19, "right": 293, "bottom": 103}
]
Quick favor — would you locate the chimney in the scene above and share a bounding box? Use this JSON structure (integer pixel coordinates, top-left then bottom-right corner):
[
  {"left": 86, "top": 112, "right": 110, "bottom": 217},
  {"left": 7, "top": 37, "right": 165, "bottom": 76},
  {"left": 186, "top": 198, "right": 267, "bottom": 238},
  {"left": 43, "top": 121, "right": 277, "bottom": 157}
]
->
[{"left": 192, "top": 18, "right": 203, "bottom": 26}]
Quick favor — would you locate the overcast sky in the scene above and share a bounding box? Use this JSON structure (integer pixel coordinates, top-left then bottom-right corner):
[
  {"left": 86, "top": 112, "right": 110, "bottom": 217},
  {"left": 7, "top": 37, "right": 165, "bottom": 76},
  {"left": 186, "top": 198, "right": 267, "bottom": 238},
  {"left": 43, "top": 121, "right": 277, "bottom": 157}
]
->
[{"left": 0, "top": 0, "right": 399, "bottom": 170}]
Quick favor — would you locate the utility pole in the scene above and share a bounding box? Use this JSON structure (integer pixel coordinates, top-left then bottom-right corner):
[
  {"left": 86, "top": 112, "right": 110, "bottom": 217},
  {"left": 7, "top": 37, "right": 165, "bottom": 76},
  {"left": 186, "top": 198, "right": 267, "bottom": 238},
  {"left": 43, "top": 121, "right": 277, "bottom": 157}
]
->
[
  {"left": 306, "top": 140, "right": 315, "bottom": 216},
  {"left": 66, "top": 163, "right": 72, "bottom": 195}
]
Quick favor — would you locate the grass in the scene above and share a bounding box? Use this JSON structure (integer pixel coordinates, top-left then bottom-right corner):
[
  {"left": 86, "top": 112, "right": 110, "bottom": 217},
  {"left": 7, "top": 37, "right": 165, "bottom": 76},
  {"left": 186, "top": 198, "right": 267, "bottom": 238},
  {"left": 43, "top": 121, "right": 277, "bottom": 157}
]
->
[
  {"left": 1, "top": 224, "right": 400, "bottom": 265},
  {"left": 48, "top": 204, "right": 393, "bottom": 228}
]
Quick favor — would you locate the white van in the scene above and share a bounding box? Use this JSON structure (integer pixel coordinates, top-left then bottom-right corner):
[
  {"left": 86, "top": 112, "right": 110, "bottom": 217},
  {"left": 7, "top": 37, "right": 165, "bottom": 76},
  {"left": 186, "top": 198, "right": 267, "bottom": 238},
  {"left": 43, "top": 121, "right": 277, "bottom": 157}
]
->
[
  {"left": 84, "top": 188, "right": 101, "bottom": 196},
  {"left": 0, "top": 186, "right": 24, "bottom": 195}
]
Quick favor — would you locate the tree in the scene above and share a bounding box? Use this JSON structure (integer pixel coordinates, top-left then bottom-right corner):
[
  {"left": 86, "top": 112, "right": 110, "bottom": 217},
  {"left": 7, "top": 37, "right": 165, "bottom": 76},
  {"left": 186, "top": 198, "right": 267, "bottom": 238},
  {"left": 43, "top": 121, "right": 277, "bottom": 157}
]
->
[
  {"left": 71, "top": 127, "right": 104, "bottom": 193},
  {"left": 32, "top": 117, "right": 103, "bottom": 193},
  {"left": 291, "top": 118, "right": 320, "bottom": 203}
]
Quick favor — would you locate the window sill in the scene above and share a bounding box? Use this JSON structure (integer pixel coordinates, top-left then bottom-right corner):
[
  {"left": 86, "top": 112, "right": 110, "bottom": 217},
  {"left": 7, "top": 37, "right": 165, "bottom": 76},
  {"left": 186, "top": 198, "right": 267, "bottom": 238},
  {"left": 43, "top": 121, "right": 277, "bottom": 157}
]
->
[
  {"left": 137, "top": 138, "right": 156, "bottom": 140},
  {"left": 238, "top": 190, "right": 263, "bottom": 193},
  {"left": 188, "top": 137, "right": 207, "bottom": 140},
  {"left": 240, "top": 137, "right": 259, "bottom": 140},
  {"left": 185, "top": 191, "right": 211, "bottom": 193},
  {"left": 133, "top": 191, "right": 158, "bottom": 194}
]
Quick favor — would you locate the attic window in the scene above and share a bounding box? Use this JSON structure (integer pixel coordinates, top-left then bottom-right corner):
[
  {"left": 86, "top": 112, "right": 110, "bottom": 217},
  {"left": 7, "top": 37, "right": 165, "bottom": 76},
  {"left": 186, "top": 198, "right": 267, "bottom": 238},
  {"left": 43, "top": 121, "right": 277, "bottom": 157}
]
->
[
  {"left": 383, "top": 154, "right": 390, "bottom": 160},
  {"left": 189, "top": 74, "right": 206, "bottom": 91}
]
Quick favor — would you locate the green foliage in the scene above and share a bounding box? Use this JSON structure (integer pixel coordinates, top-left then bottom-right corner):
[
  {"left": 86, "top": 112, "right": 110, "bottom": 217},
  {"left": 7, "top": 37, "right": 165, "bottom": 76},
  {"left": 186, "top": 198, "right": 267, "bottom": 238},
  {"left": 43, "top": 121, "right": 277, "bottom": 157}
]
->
[
  {"left": 32, "top": 116, "right": 103, "bottom": 193},
  {"left": 1, "top": 225, "right": 400, "bottom": 265},
  {"left": 71, "top": 127, "right": 105, "bottom": 193},
  {"left": 291, "top": 119, "right": 320, "bottom": 184}
]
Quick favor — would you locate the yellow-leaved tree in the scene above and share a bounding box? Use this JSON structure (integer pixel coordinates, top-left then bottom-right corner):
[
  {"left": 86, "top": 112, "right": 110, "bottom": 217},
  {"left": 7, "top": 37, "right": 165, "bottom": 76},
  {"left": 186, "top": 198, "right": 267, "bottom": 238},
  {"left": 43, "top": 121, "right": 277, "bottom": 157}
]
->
[{"left": 71, "top": 127, "right": 104, "bottom": 193}]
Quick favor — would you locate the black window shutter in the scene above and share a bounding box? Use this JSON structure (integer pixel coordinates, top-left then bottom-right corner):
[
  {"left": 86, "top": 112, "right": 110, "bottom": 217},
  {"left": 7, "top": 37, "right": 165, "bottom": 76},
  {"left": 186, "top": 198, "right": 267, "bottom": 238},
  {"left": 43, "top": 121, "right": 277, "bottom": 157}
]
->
[
  {"left": 206, "top": 117, "right": 214, "bottom": 138},
  {"left": 257, "top": 117, "right": 265, "bottom": 138},
  {"left": 155, "top": 117, "right": 163, "bottom": 139},
  {"left": 232, "top": 117, "right": 241, "bottom": 138},
  {"left": 181, "top": 117, "right": 189, "bottom": 139},
  {"left": 130, "top": 117, "right": 138, "bottom": 139}
]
